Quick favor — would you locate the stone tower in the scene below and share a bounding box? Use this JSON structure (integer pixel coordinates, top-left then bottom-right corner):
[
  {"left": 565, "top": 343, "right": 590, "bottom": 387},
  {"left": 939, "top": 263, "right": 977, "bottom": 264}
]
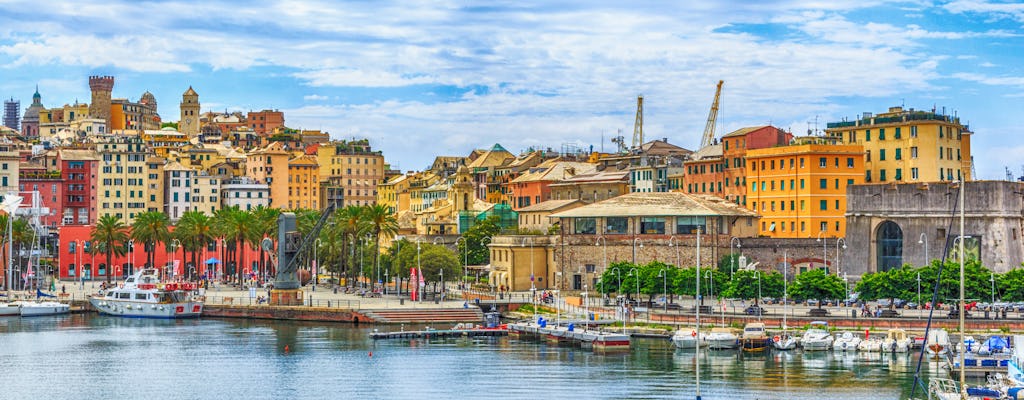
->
[
  {"left": 88, "top": 75, "right": 114, "bottom": 129},
  {"left": 21, "top": 86, "right": 43, "bottom": 138},
  {"left": 179, "top": 86, "right": 200, "bottom": 136}
]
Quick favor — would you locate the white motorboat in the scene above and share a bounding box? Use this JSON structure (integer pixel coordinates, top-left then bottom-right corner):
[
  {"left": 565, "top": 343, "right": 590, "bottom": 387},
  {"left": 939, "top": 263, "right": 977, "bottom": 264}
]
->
[
  {"left": 857, "top": 336, "right": 884, "bottom": 352},
  {"left": 956, "top": 335, "right": 977, "bottom": 354},
  {"left": 833, "top": 331, "right": 862, "bottom": 352},
  {"left": 89, "top": 268, "right": 203, "bottom": 319},
  {"left": 672, "top": 327, "right": 707, "bottom": 349},
  {"left": 800, "top": 321, "right": 833, "bottom": 351},
  {"left": 881, "top": 328, "right": 912, "bottom": 353},
  {"left": 772, "top": 333, "right": 798, "bottom": 351},
  {"left": 0, "top": 301, "right": 21, "bottom": 316},
  {"left": 741, "top": 323, "right": 769, "bottom": 352},
  {"left": 18, "top": 300, "right": 70, "bottom": 316},
  {"left": 706, "top": 327, "right": 739, "bottom": 350},
  {"left": 926, "top": 328, "right": 952, "bottom": 356}
]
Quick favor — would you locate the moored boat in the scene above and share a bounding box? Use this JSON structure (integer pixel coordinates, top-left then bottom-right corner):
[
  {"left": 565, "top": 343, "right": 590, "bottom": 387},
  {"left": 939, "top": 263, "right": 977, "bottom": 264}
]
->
[
  {"left": 706, "top": 327, "right": 739, "bottom": 350},
  {"left": 88, "top": 268, "right": 203, "bottom": 319},
  {"left": 741, "top": 322, "right": 769, "bottom": 352},
  {"left": 18, "top": 300, "right": 70, "bottom": 316},
  {"left": 800, "top": 321, "right": 833, "bottom": 351},
  {"left": 926, "top": 328, "right": 951, "bottom": 356},
  {"left": 772, "top": 333, "right": 798, "bottom": 351},
  {"left": 672, "top": 327, "right": 707, "bottom": 349},
  {"left": 0, "top": 302, "right": 20, "bottom": 316},
  {"left": 833, "top": 331, "right": 861, "bottom": 352},
  {"left": 881, "top": 328, "right": 912, "bottom": 353}
]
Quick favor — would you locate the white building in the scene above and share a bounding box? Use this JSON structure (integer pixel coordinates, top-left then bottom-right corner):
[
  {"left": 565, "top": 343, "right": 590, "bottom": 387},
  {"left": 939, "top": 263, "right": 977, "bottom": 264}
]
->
[
  {"left": 163, "top": 161, "right": 193, "bottom": 221},
  {"left": 221, "top": 176, "right": 270, "bottom": 210}
]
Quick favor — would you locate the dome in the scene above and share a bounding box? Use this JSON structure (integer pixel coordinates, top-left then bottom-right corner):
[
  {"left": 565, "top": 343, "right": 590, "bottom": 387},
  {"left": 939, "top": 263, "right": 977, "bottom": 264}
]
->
[{"left": 140, "top": 91, "right": 156, "bottom": 105}]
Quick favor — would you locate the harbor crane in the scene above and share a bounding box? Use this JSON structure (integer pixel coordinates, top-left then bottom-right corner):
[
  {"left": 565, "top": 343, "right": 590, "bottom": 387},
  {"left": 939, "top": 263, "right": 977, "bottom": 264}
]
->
[
  {"left": 632, "top": 95, "right": 644, "bottom": 150},
  {"left": 700, "top": 80, "right": 724, "bottom": 149}
]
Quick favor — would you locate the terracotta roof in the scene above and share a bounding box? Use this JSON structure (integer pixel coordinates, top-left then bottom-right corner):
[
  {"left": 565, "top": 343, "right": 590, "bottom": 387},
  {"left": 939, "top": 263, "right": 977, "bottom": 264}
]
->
[
  {"left": 510, "top": 161, "right": 596, "bottom": 183},
  {"left": 550, "top": 192, "right": 758, "bottom": 218},
  {"left": 466, "top": 143, "right": 514, "bottom": 169},
  {"left": 688, "top": 143, "right": 723, "bottom": 160},
  {"left": 548, "top": 170, "right": 629, "bottom": 186},
  {"left": 517, "top": 199, "right": 582, "bottom": 213},
  {"left": 721, "top": 126, "right": 769, "bottom": 138},
  {"left": 59, "top": 149, "right": 100, "bottom": 161}
]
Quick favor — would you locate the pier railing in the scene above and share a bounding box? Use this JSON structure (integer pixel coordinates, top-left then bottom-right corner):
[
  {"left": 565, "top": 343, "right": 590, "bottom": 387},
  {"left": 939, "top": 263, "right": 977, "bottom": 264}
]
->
[{"left": 203, "top": 295, "right": 361, "bottom": 310}]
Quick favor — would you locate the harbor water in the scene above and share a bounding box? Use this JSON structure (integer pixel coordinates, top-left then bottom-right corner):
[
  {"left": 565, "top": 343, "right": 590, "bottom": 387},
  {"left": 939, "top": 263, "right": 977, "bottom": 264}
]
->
[{"left": 0, "top": 314, "right": 954, "bottom": 399}]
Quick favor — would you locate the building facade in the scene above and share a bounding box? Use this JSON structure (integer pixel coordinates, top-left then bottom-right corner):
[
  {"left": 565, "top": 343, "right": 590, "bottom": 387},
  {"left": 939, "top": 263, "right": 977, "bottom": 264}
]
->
[
  {"left": 826, "top": 106, "right": 972, "bottom": 183},
  {"left": 222, "top": 176, "right": 270, "bottom": 210},
  {"left": 179, "top": 87, "right": 200, "bottom": 137}
]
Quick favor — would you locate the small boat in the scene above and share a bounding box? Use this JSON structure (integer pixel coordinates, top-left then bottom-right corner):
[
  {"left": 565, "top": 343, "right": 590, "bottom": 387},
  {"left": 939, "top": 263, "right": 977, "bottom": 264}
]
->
[
  {"left": 0, "top": 302, "right": 20, "bottom": 316},
  {"left": 89, "top": 268, "right": 203, "bottom": 319},
  {"left": 772, "top": 333, "right": 798, "bottom": 351},
  {"left": 857, "top": 336, "right": 883, "bottom": 352},
  {"left": 881, "top": 328, "right": 912, "bottom": 353},
  {"left": 978, "top": 335, "right": 1009, "bottom": 356},
  {"left": 956, "top": 335, "right": 977, "bottom": 354},
  {"left": 741, "top": 322, "right": 769, "bottom": 352},
  {"left": 833, "top": 331, "right": 862, "bottom": 352},
  {"left": 18, "top": 300, "right": 70, "bottom": 316},
  {"left": 1009, "top": 336, "right": 1024, "bottom": 387},
  {"left": 706, "top": 327, "right": 739, "bottom": 350},
  {"left": 672, "top": 327, "right": 707, "bottom": 349},
  {"left": 926, "top": 328, "right": 952, "bottom": 356},
  {"left": 800, "top": 321, "right": 833, "bottom": 351}
]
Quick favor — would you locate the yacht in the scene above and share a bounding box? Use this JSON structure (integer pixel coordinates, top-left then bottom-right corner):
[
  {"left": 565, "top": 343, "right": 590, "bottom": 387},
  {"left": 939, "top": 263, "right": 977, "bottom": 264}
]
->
[
  {"left": 89, "top": 268, "right": 203, "bottom": 318},
  {"left": 706, "top": 327, "right": 739, "bottom": 350},
  {"left": 858, "top": 336, "right": 884, "bottom": 352},
  {"left": 772, "top": 333, "right": 798, "bottom": 351},
  {"left": 671, "top": 327, "right": 707, "bottom": 349},
  {"left": 881, "top": 328, "right": 912, "bottom": 353},
  {"left": 926, "top": 328, "right": 952, "bottom": 356},
  {"left": 833, "top": 331, "right": 861, "bottom": 352},
  {"left": 0, "top": 302, "right": 20, "bottom": 316},
  {"left": 800, "top": 321, "right": 833, "bottom": 351},
  {"left": 18, "top": 300, "right": 70, "bottom": 316}
]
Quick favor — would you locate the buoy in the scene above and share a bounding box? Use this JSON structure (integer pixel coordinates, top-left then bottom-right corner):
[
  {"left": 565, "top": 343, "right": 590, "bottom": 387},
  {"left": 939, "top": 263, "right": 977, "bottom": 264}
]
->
[
  {"left": 369, "top": 351, "right": 373, "bottom": 357},
  {"left": 284, "top": 345, "right": 290, "bottom": 353}
]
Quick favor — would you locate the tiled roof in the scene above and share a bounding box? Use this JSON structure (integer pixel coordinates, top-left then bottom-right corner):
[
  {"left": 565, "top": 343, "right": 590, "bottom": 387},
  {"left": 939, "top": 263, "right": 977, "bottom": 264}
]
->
[{"left": 551, "top": 192, "right": 758, "bottom": 218}]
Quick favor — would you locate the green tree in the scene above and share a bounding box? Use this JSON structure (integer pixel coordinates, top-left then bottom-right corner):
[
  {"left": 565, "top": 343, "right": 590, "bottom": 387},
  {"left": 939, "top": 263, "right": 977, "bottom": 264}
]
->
[
  {"left": 215, "top": 206, "right": 259, "bottom": 283},
  {"left": 175, "top": 211, "right": 214, "bottom": 280},
  {"left": 718, "top": 253, "right": 742, "bottom": 276},
  {"left": 788, "top": 269, "right": 846, "bottom": 309},
  {"left": 91, "top": 215, "right": 129, "bottom": 283},
  {"left": 855, "top": 265, "right": 917, "bottom": 308},
  {"left": 458, "top": 215, "right": 501, "bottom": 266},
  {"left": 722, "top": 269, "right": 784, "bottom": 305},
  {"left": 131, "top": 211, "right": 171, "bottom": 269},
  {"left": 362, "top": 204, "right": 399, "bottom": 285},
  {"left": 999, "top": 267, "right": 1024, "bottom": 302},
  {"left": 916, "top": 259, "right": 993, "bottom": 302}
]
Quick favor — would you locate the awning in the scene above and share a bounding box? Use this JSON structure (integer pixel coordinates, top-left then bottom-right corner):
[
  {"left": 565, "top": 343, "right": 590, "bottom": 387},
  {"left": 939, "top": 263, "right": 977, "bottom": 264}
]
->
[{"left": 205, "top": 257, "right": 221, "bottom": 265}]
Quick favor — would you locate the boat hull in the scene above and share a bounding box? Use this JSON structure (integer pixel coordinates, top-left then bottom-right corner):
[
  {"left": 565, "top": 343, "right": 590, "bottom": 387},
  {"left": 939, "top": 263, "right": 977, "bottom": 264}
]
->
[
  {"left": 801, "top": 339, "right": 832, "bottom": 351},
  {"left": 90, "top": 298, "right": 202, "bottom": 318},
  {"left": 0, "top": 304, "right": 20, "bottom": 316},
  {"left": 707, "top": 337, "right": 739, "bottom": 350},
  {"left": 742, "top": 338, "right": 769, "bottom": 352},
  {"left": 19, "top": 302, "right": 70, "bottom": 316}
]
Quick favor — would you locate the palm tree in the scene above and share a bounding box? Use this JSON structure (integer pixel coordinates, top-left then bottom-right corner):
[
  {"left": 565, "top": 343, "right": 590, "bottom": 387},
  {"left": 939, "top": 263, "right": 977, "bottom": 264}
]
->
[
  {"left": 131, "top": 211, "right": 171, "bottom": 271},
  {"left": 362, "top": 204, "right": 398, "bottom": 286},
  {"left": 217, "top": 206, "right": 259, "bottom": 284},
  {"left": 334, "top": 205, "right": 367, "bottom": 284},
  {"left": 176, "top": 211, "right": 214, "bottom": 280},
  {"left": 250, "top": 206, "right": 281, "bottom": 279},
  {"left": 90, "top": 215, "right": 128, "bottom": 283}
]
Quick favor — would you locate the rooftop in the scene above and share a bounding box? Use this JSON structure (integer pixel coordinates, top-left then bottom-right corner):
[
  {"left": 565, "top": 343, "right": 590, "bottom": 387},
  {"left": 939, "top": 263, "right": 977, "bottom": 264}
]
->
[{"left": 550, "top": 192, "right": 759, "bottom": 218}]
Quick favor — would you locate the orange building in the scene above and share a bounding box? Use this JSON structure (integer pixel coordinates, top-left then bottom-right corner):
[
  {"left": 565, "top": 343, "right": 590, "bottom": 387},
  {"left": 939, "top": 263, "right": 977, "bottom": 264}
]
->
[
  {"left": 508, "top": 160, "right": 595, "bottom": 210},
  {"left": 248, "top": 110, "right": 284, "bottom": 135},
  {"left": 288, "top": 155, "right": 320, "bottom": 210},
  {"left": 745, "top": 136, "right": 864, "bottom": 238},
  {"left": 681, "top": 126, "right": 791, "bottom": 207}
]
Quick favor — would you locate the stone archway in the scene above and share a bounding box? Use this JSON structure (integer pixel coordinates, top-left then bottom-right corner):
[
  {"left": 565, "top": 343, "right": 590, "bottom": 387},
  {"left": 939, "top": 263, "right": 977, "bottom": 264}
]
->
[{"left": 876, "top": 220, "right": 903, "bottom": 272}]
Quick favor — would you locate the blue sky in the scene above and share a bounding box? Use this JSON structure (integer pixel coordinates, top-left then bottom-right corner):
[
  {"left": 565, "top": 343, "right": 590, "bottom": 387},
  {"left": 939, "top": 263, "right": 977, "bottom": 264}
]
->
[{"left": 0, "top": 1, "right": 1021, "bottom": 178}]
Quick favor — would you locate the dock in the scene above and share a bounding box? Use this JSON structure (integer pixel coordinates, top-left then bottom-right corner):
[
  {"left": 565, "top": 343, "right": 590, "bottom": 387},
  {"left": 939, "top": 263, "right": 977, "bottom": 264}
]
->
[
  {"left": 370, "top": 327, "right": 508, "bottom": 340},
  {"left": 507, "top": 321, "right": 630, "bottom": 351}
]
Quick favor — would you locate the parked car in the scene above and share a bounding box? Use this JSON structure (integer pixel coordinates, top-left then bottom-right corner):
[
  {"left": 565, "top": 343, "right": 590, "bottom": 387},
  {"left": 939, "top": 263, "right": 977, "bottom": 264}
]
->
[
  {"left": 905, "top": 302, "right": 918, "bottom": 309},
  {"left": 744, "top": 306, "right": 767, "bottom": 316},
  {"left": 877, "top": 299, "right": 892, "bottom": 308},
  {"left": 894, "top": 299, "right": 908, "bottom": 309},
  {"left": 806, "top": 299, "right": 819, "bottom": 307}
]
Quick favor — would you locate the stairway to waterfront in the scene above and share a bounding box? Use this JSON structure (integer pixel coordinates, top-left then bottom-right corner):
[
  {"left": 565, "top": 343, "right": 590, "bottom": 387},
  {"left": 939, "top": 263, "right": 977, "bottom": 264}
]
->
[{"left": 362, "top": 308, "right": 484, "bottom": 323}]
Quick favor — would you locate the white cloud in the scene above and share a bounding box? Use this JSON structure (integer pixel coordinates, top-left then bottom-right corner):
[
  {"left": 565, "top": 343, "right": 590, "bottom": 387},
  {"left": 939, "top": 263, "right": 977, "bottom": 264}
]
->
[
  {"left": 0, "top": 35, "right": 190, "bottom": 72},
  {"left": 295, "top": 69, "right": 441, "bottom": 87},
  {"left": 953, "top": 72, "right": 1024, "bottom": 87},
  {"left": 303, "top": 94, "right": 329, "bottom": 101},
  {"left": 944, "top": 0, "right": 1024, "bottom": 23}
]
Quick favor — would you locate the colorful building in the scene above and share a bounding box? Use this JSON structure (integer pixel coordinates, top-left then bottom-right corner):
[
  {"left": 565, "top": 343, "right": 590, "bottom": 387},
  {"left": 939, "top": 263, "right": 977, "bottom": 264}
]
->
[
  {"left": 683, "top": 126, "right": 792, "bottom": 207},
  {"left": 745, "top": 136, "right": 865, "bottom": 238},
  {"left": 95, "top": 135, "right": 148, "bottom": 223},
  {"left": 247, "top": 109, "right": 284, "bottom": 135},
  {"left": 315, "top": 139, "right": 385, "bottom": 208},
  {"left": 246, "top": 142, "right": 291, "bottom": 209},
  {"left": 18, "top": 163, "right": 63, "bottom": 232},
  {"left": 509, "top": 160, "right": 595, "bottom": 210},
  {"left": 825, "top": 106, "right": 972, "bottom": 183},
  {"left": 287, "top": 155, "right": 320, "bottom": 210},
  {"left": 57, "top": 149, "right": 99, "bottom": 225}
]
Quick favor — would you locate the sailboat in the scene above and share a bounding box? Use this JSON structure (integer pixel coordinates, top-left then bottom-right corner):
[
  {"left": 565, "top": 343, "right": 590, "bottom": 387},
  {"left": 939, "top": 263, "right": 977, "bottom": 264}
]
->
[
  {"left": 772, "top": 251, "right": 797, "bottom": 350},
  {"left": 13, "top": 191, "right": 69, "bottom": 317}
]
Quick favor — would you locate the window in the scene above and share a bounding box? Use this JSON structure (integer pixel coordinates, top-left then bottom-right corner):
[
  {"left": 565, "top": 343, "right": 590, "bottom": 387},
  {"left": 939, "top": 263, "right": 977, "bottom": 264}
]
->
[
  {"left": 605, "top": 217, "right": 628, "bottom": 234},
  {"left": 894, "top": 127, "right": 901, "bottom": 139},
  {"left": 895, "top": 148, "right": 902, "bottom": 160},
  {"left": 912, "top": 167, "right": 919, "bottom": 180},
  {"left": 821, "top": 221, "right": 828, "bottom": 232},
  {"left": 574, "top": 218, "right": 596, "bottom": 234},
  {"left": 639, "top": 217, "right": 665, "bottom": 234},
  {"left": 911, "top": 147, "right": 918, "bottom": 159},
  {"left": 878, "top": 128, "right": 885, "bottom": 140},
  {"left": 820, "top": 200, "right": 827, "bottom": 210},
  {"left": 880, "top": 169, "right": 887, "bottom": 181},
  {"left": 866, "top": 129, "right": 871, "bottom": 141},
  {"left": 879, "top": 149, "right": 886, "bottom": 161},
  {"left": 790, "top": 200, "right": 794, "bottom": 210},
  {"left": 780, "top": 201, "right": 785, "bottom": 211},
  {"left": 895, "top": 168, "right": 902, "bottom": 180},
  {"left": 800, "top": 158, "right": 805, "bottom": 168},
  {"left": 800, "top": 179, "right": 805, "bottom": 189},
  {"left": 866, "top": 170, "right": 872, "bottom": 182},
  {"left": 676, "top": 216, "right": 706, "bottom": 234},
  {"left": 819, "top": 179, "right": 827, "bottom": 189},
  {"left": 910, "top": 126, "right": 918, "bottom": 137},
  {"left": 819, "top": 157, "right": 827, "bottom": 168},
  {"left": 800, "top": 200, "right": 805, "bottom": 210},
  {"left": 866, "top": 150, "right": 871, "bottom": 162},
  {"left": 939, "top": 146, "right": 944, "bottom": 159},
  {"left": 847, "top": 179, "right": 854, "bottom": 185},
  {"left": 847, "top": 158, "right": 854, "bottom": 168},
  {"left": 835, "top": 200, "right": 840, "bottom": 209}
]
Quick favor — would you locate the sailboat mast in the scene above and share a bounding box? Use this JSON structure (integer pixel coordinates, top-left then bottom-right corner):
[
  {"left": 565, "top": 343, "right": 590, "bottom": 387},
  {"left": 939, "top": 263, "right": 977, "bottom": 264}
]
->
[
  {"left": 783, "top": 251, "right": 788, "bottom": 331},
  {"left": 959, "top": 181, "right": 966, "bottom": 397},
  {"left": 695, "top": 226, "right": 701, "bottom": 400}
]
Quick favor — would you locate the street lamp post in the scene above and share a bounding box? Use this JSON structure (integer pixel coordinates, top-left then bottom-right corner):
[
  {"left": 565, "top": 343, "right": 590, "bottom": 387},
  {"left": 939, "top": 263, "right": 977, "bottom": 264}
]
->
[
  {"left": 127, "top": 239, "right": 135, "bottom": 277},
  {"left": 917, "top": 272, "right": 922, "bottom": 320},
  {"left": 843, "top": 273, "right": 849, "bottom": 302},
  {"left": 627, "top": 267, "right": 640, "bottom": 323},
  {"left": 456, "top": 237, "right": 468, "bottom": 289},
  {"left": 313, "top": 238, "right": 321, "bottom": 292},
  {"left": 667, "top": 236, "right": 680, "bottom": 268},
  {"left": 704, "top": 270, "right": 714, "bottom": 305},
  {"left": 730, "top": 237, "right": 741, "bottom": 279},
  {"left": 76, "top": 240, "right": 84, "bottom": 289},
  {"left": 632, "top": 238, "right": 643, "bottom": 264},
  {"left": 835, "top": 238, "right": 847, "bottom": 276},
  {"left": 433, "top": 236, "right": 444, "bottom": 300},
  {"left": 171, "top": 238, "right": 181, "bottom": 281},
  {"left": 657, "top": 268, "right": 667, "bottom": 314},
  {"left": 753, "top": 270, "right": 762, "bottom": 322},
  {"left": 480, "top": 236, "right": 492, "bottom": 285},
  {"left": 416, "top": 238, "right": 422, "bottom": 303},
  {"left": 991, "top": 273, "right": 996, "bottom": 304},
  {"left": 816, "top": 231, "right": 827, "bottom": 274},
  {"left": 918, "top": 233, "right": 929, "bottom": 267},
  {"left": 611, "top": 266, "right": 623, "bottom": 331}
]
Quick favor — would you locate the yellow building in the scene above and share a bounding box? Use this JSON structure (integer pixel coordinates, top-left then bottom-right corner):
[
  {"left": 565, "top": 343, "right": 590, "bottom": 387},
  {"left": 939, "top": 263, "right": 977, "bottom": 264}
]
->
[
  {"left": 745, "top": 137, "right": 865, "bottom": 238},
  {"left": 377, "top": 173, "right": 411, "bottom": 214},
  {"left": 145, "top": 156, "right": 166, "bottom": 213},
  {"left": 315, "top": 139, "right": 385, "bottom": 207},
  {"left": 246, "top": 142, "right": 291, "bottom": 209},
  {"left": 141, "top": 128, "right": 189, "bottom": 157},
  {"left": 288, "top": 155, "right": 320, "bottom": 210},
  {"left": 825, "top": 106, "right": 972, "bottom": 183},
  {"left": 96, "top": 135, "right": 149, "bottom": 223},
  {"left": 190, "top": 172, "right": 221, "bottom": 215}
]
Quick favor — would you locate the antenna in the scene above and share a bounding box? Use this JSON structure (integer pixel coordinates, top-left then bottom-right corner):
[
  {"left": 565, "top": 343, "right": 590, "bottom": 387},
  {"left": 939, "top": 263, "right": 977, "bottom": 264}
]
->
[{"left": 1006, "top": 166, "right": 1014, "bottom": 181}]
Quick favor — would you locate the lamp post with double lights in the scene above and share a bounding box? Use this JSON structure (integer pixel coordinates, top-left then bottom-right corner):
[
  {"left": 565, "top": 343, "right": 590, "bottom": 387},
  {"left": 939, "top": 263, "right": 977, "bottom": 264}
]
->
[
  {"left": 170, "top": 238, "right": 181, "bottom": 281},
  {"left": 313, "top": 238, "right": 321, "bottom": 292},
  {"left": 918, "top": 233, "right": 929, "bottom": 267},
  {"left": 456, "top": 237, "right": 468, "bottom": 289},
  {"left": 611, "top": 266, "right": 623, "bottom": 331},
  {"left": 753, "top": 270, "right": 762, "bottom": 322},
  {"left": 127, "top": 239, "right": 135, "bottom": 277},
  {"left": 730, "top": 237, "right": 741, "bottom": 278},
  {"left": 835, "top": 238, "right": 847, "bottom": 276},
  {"left": 434, "top": 236, "right": 445, "bottom": 300},
  {"left": 816, "top": 231, "right": 827, "bottom": 273}
]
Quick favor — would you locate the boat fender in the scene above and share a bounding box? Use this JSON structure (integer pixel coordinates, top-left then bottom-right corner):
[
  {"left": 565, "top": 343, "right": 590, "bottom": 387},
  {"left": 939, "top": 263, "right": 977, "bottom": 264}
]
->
[
  {"left": 773, "top": 335, "right": 780, "bottom": 342},
  {"left": 692, "top": 330, "right": 697, "bottom": 337}
]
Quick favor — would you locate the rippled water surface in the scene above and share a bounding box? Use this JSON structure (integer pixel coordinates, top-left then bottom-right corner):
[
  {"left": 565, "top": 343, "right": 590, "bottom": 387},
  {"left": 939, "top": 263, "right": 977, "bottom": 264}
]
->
[{"left": 0, "top": 315, "right": 953, "bottom": 399}]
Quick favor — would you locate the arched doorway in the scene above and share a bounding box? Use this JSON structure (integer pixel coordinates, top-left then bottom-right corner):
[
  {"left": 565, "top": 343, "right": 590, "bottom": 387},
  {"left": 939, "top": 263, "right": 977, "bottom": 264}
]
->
[{"left": 876, "top": 221, "right": 903, "bottom": 272}]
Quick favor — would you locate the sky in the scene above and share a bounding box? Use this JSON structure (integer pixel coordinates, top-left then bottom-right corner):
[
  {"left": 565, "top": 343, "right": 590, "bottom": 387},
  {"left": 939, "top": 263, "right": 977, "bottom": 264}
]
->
[{"left": 0, "top": 0, "right": 1021, "bottom": 178}]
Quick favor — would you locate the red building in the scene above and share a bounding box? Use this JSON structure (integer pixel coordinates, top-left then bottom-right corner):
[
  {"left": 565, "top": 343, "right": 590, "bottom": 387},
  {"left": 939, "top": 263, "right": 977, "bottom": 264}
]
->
[
  {"left": 57, "top": 225, "right": 264, "bottom": 281},
  {"left": 247, "top": 109, "right": 284, "bottom": 135},
  {"left": 18, "top": 164, "right": 63, "bottom": 231},
  {"left": 57, "top": 149, "right": 99, "bottom": 225}
]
